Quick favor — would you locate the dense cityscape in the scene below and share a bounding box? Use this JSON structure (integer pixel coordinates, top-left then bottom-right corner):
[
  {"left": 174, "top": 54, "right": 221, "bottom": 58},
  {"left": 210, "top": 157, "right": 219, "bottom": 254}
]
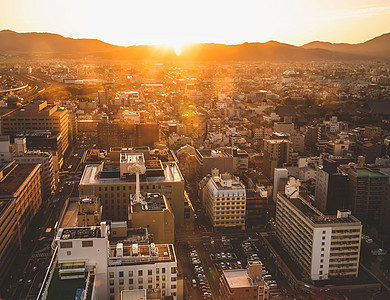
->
[{"left": 1, "top": 2, "right": 390, "bottom": 300}]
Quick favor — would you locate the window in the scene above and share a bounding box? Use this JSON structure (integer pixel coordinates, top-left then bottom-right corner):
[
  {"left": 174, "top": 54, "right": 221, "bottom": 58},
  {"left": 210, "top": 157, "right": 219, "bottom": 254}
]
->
[
  {"left": 129, "top": 271, "right": 133, "bottom": 277},
  {"left": 171, "top": 284, "right": 176, "bottom": 289},
  {"left": 67, "top": 251, "right": 71, "bottom": 255},
  {"left": 138, "top": 270, "right": 143, "bottom": 276},
  {"left": 162, "top": 275, "right": 166, "bottom": 281},
  {"left": 119, "top": 279, "right": 124, "bottom": 285},
  {"left": 82, "top": 241, "right": 93, "bottom": 247},
  {"left": 148, "top": 269, "right": 152, "bottom": 275},
  {"left": 110, "top": 287, "right": 114, "bottom": 293},
  {"left": 138, "top": 278, "right": 143, "bottom": 284},
  {"left": 171, "top": 277, "right": 176, "bottom": 281},
  {"left": 129, "top": 278, "right": 133, "bottom": 284},
  {"left": 119, "top": 271, "right": 124, "bottom": 277},
  {"left": 171, "top": 267, "right": 177, "bottom": 274},
  {"left": 162, "top": 268, "right": 166, "bottom": 274},
  {"left": 109, "top": 272, "right": 114, "bottom": 278},
  {"left": 109, "top": 280, "right": 114, "bottom": 286},
  {"left": 156, "top": 268, "right": 159, "bottom": 274},
  {"left": 148, "top": 277, "right": 152, "bottom": 283},
  {"left": 60, "top": 241, "right": 72, "bottom": 248}
]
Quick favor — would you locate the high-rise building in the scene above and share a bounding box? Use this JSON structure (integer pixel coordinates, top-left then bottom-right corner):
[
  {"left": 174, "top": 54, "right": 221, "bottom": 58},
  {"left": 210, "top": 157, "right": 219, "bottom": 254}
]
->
[
  {"left": 97, "top": 120, "right": 159, "bottom": 150},
  {"left": 202, "top": 169, "right": 246, "bottom": 229},
  {"left": 1, "top": 100, "right": 69, "bottom": 168},
  {"left": 79, "top": 152, "right": 189, "bottom": 227},
  {"left": 47, "top": 223, "right": 181, "bottom": 300},
  {"left": 0, "top": 136, "right": 56, "bottom": 200},
  {"left": 0, "top": 162, "right": 42, "bottom": 281},
  {"left": 276, "top": 178, "right": 362, "bottom": 281},
  {"left": 347, "top": 167, "right": 388, "bottom": 224},
  {"left": 263, "top": 138, "right": 292, "bottom": 179},
  {"left": 315, "top": 159, "right": 349, "bottom": 214}
]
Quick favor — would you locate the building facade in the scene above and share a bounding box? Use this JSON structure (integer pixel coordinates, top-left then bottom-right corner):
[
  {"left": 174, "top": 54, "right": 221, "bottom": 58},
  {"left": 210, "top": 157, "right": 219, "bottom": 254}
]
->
[{"left": 276, "top": 178, "right": 362, "bottom": 281}]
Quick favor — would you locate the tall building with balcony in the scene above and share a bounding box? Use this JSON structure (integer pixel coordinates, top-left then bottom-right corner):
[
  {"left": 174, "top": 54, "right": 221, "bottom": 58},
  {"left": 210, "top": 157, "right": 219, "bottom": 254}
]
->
[
  {"left": 276, "top": 178, "right": 362, "bottom": 281},
  {"left": 1, "top": 100, "right": 69, "bottom": 168},
  {"left": 202, "top": 169, "right": 246, "bottom": 229},
  {"left": 0, "top": 162, "right": 41, "bottom": 281}
]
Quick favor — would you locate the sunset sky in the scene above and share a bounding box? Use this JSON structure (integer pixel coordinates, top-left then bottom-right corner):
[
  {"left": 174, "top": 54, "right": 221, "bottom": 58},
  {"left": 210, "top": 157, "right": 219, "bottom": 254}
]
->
[{"left": 1, "top": 0, "right": 390, "bottom": 47}]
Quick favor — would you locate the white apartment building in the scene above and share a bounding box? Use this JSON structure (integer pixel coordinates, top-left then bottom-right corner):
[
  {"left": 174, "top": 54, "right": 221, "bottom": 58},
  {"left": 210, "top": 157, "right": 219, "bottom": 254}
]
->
[
  {"left": 276, "top": 178, "right": 362, "bottom": 281},
  {"left": 48, "top": 223, "right": 179, "bottom": 300},
  {"left": 203, "top": 169, "right": 246, "bottom": 229}
]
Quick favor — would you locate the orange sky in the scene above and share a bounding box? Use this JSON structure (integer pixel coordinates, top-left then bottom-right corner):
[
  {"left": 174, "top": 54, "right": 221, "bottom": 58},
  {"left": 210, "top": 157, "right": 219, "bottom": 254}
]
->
[{"left": 0, "top": 0, "right": 390, "bottom": 47}]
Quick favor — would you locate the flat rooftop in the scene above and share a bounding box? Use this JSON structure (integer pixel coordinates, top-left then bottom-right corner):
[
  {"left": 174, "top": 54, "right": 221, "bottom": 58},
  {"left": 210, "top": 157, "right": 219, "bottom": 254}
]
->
[
  {"left": 349, "top": 168, "right": 388, "bottom": 178},
  {"left": 80, "top": 162, "right": 183, "bottom": 185},
  {"left": 121, "top": 290, "right": 147, "bottom": 300},
  {"left": 0, "top": 163, "right": 39, "bottom": 197},
  {"left": 223, "top": 269, "right": 255, "bottom": 288},
  {"left": 47, "top": 267, "right": 86, "bottom": 300},
  {"left": 280, "top": 193, "right": 361, "bottom": 225},
  {"left": 60, "top": 227, "right": 101, "bottom": 240},
  {"left": 198, "top": 149, "right": 232, "bottom": 158},
  {"left": 108, "top": 243, "right": 176, "bottom": 266}
]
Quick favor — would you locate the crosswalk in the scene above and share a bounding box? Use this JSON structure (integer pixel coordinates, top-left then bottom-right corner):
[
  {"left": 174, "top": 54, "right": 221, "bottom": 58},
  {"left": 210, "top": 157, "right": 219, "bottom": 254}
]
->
[{"left": 32, "top": 252, "right": 50, "bottom": 258}]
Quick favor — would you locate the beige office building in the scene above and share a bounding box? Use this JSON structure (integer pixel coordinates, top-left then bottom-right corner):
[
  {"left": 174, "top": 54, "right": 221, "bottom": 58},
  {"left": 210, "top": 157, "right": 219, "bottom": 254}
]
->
[{"left": 203, "top": 169, "right": 246, "bottom": 229}]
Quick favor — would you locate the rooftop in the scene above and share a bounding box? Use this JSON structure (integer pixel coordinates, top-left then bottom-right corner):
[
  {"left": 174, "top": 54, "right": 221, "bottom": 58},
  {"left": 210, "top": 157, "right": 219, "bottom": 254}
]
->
[
  {"left": 132, "top": 193, "right": 167, "bottom": 212},
  {"left": 59, "top": 227, "right": 101, "bottom": 240},
  {"left": 279, "top": 193, "right": 361, "bottom": 226},
  {"left": 349, "top": 168, "right": 388, "bottom": 178},
  {"left": 80, "top": 161, "right": 183, "bottom": 185},
  {"left": 223, "top": 269, "right": 256, "bottom": 288},
  {"left": 0, "top": 163, "right": 40, "bottom": 197},
  {"left": 108, "top": 243, "right": 176, "bottom": 266},
  {"left": 47, "top": 268, "right": 87, "bottom": 300}
]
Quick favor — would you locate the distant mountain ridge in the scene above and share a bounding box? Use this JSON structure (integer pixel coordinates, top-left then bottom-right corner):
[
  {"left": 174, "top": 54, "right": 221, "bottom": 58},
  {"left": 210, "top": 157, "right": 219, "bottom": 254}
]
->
[{"left": 0, "top": 30, "right": 389, "bottom": 61}]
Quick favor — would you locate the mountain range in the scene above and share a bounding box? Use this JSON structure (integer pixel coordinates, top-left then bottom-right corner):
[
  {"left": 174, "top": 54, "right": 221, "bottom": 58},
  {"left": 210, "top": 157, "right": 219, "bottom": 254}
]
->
[{"left": 0, "top": 29, "right": 389, "bottom": 61}]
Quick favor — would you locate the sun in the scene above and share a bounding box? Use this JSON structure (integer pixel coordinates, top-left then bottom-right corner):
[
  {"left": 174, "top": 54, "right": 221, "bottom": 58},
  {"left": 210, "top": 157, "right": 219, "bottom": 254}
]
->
[{"left": 173, "top": 42, "right": 182, "bottom": 56}]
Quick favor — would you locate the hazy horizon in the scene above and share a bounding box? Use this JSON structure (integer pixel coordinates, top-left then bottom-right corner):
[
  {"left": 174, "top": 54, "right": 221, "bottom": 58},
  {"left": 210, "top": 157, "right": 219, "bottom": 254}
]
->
[{"left": 1, "top": 0, "right": 390, "bottom": 48}]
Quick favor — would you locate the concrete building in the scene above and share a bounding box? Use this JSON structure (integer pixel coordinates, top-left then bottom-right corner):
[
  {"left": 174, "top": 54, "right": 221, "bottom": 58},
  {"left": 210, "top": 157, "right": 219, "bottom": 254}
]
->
[
  {"left": 202, "top": 169, "right": 246, "bottom": 229},
  {"left": 195, "top": 147, "right": 249, "bottom": 178},
  {"left": 97, "top": 120, "right": 160, "bottom": 150},
  {"left": 129, "top": 193, "right": 175, "bottom": 244},
  {"left": 347, "top": 167, "right": 388, "bottom": 224},
  {"left": 0, "top": 100, "right": 69, "bottom": 168},
  {"left": 220, "top": 260, "right": 269, "bottom": 300},
  {"left": 263, "top": 138, "right": 292, "bottom": 179},
  {"left": 77, "top": 196, "right": 103, "bottom": 227},
  {"left": 0, "top": 136, "right": 56, "bottom": 200},
  {"left": 0, "top": 162, "right": 42, "bottom": 281},
  {"left": 79, "top": 152, "right": 189, "bottom": 227},
  {"left": 315, "top": 159, "right": 349, "bottom": 214},
  {"left": 48, "top": 223, "right": 180, "bottom": 300},
  {"left": 273, "top": 168, "right": 288, "bottom": 202},
  {"left": 276, "top": 178, "right": 362, "bottom": 281}
]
